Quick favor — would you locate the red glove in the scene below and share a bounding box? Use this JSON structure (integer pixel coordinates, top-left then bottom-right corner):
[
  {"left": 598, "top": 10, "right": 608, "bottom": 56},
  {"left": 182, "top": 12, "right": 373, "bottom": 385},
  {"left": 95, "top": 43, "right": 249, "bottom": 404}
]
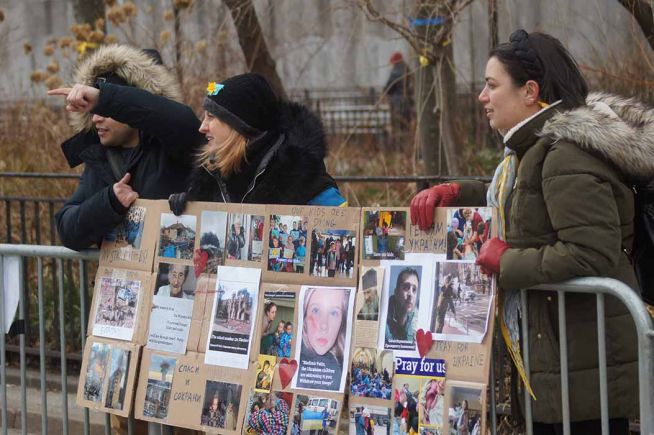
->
[
  {"left": 410, "top": 183, "right": 461, "bottom": 230},
  {"left": 476, "top": 237, "right": 510, "bottom": 275}
]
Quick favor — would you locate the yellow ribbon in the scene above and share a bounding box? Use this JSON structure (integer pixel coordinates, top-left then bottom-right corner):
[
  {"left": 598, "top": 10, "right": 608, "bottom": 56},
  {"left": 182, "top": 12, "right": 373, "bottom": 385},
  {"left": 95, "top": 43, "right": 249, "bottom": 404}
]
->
[{"left": 76, "top": 41, "right": 99, "bottom": 56}]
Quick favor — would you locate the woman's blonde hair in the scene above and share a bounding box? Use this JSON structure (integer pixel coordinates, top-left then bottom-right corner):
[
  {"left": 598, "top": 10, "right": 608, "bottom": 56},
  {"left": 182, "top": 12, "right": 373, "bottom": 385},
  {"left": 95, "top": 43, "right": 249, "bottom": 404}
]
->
[
  {"left": 197, "top": 127, "right": 248, "bottom": 177},
  {"left": 301, "top": 287, "right": 349, "bottom": 362}
]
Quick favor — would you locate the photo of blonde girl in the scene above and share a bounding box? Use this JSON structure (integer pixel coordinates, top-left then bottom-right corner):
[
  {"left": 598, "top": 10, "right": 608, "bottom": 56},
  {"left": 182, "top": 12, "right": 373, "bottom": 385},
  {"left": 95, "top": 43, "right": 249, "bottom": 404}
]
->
[{"left": 294, "top": 286, "right": 355, "bottom": 393}]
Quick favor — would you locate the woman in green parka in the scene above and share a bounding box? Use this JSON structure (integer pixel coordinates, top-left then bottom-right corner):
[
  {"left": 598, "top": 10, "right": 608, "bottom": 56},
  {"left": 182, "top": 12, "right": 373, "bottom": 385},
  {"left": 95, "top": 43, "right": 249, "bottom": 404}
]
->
[{"left": 411, "top": 29, "right": 653, "bottom": 434}]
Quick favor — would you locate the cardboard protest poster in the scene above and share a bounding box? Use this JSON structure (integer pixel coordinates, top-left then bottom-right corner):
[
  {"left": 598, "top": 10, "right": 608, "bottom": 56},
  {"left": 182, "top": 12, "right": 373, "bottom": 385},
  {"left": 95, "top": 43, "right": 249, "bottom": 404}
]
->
[
  {"left": 76, "top": 337, "right": 140, "bottom": 417},
  {"left": 423, "top": 206, "right": 497, "bottom": 384},
  {"left": 186, "top": 273, "right": 217, "bottom": 353},
  {"left": 205, "top": 266, "right": 261, "bottom": 369},
  {"left": 99, "top": 199, "right": 163, "bottom": 272},
  {"left": 242, "top": 389, "right": 294, "bottom": 434},
  {"left": 224, "top": 204, "right": 267, "bottom": 266},
  {"left": 88, "top": 266, "right": 152, "bottom": 343},
  {"left": 292, "top": 286, "right": 355, "bottom": 393},
  {"left": 289, "top": 392, "right": 343, "bottom": 435},
  {"left": 354, "top": 266, "right": 384, "bottom": 348},
  {"left": 347, "top": 404, "right": 393, "bottom": 435},
  {"left": 393, "top": 356, "right": 447, "bottom": 434},
  {"left": 377, "top": 253, "right": 436, "bottom": 354},
  {"left": 134, "top": 349, "right": 251, "bottom": 433},
  {"left": 405, "top": 207, "right": 448, "bottom": 255},
  {"left": 445, "top": 381, "right": 487, "bottom": 435},
  {"left": 264, "top": 205, "right": 360, "bottom": 287}
]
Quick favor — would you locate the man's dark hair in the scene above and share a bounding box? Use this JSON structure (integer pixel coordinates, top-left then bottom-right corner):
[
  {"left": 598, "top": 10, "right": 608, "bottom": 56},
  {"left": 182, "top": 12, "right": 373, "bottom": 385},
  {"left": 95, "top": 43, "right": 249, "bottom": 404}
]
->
[{"left": 395, "top": 267, "right": 419, "bottom": 291}]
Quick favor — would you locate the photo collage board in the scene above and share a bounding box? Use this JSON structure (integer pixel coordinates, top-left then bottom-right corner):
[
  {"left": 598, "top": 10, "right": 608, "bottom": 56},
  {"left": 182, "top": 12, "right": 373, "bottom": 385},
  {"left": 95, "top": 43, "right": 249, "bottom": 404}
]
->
[{"left": 78, "top": 200, "right": 496, "bottom": 435}]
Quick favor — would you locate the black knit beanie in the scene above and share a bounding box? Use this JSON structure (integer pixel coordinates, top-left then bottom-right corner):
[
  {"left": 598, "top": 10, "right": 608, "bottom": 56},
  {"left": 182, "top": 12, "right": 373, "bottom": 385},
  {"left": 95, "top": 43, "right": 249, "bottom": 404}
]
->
[{"left": 203, "top": 73, "right": 280, "bottom": 138}]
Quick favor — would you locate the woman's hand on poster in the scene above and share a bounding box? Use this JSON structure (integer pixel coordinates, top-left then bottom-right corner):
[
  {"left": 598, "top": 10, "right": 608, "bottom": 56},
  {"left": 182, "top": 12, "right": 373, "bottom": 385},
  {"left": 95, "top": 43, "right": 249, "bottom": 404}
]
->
[
  {"left": 410, "top": 183, "right": 461, "bottom": 230},
  {"left": 47, "top": 84, "right": 100, "bottom": 113},
  {"left": 113, "top": 173, "right": 139, "bottom": 208},
  {"left": 476, "top": 237, "right": 510, "bottom": 275}
]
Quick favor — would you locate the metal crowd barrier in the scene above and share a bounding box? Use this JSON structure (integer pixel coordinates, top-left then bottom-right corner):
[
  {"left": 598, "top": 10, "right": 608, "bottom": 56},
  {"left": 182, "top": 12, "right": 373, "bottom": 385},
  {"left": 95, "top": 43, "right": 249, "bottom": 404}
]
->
[{"left": 2, "top": 244, "right": 653, "bottom": 434}]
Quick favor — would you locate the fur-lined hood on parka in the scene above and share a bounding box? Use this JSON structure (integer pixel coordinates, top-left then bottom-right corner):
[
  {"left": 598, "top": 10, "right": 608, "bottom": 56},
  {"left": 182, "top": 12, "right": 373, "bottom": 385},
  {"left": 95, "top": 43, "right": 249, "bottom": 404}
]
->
[
  {"left": 71, "top": 44, "right": 182, "bottom": 133},
  {"left": 540, "top": 92, "right": 654, "bottom": 183}
]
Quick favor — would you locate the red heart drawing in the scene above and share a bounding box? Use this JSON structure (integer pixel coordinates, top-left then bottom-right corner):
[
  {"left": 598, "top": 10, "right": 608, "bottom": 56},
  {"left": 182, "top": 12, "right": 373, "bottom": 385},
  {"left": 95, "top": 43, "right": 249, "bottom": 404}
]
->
[
  {"left": 416, "top": 329, "right": 433, "bottom": 358},
  {"left": 193, "top": 249, "right": 209, "bottom": 278},
  {"left": 278, "top": 358, "right": 298, "bottom": 389}
]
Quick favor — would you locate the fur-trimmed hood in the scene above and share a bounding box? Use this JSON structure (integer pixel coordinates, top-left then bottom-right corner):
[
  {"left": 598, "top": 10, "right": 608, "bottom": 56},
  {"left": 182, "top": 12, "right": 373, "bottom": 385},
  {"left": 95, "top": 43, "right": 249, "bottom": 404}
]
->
[
  {"left": 540, "top": 92, "right": 654, "bottom": 182},
  {"left": 71, "top": 44, "right": 181, "bottom": 132}
]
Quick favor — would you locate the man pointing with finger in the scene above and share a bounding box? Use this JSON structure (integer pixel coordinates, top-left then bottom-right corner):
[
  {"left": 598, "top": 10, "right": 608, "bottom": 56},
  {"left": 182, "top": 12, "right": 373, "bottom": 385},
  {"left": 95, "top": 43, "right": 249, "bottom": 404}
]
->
[{"left": 51, "top": 45, "right": 203, "bottom": 251}]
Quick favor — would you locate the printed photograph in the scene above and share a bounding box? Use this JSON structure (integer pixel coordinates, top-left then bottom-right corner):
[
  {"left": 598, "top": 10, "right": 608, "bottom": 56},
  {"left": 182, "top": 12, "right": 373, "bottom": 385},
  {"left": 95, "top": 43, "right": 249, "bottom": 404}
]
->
[
  {"left": 227, "top": 213, "right": 265, "bottom": 262},
  {"left": 104, "top": 347, "right": 131, "bottom": 410},
  {"left": 393, "top": 376, "right": 421, "bottom": 435},
  {"left": 254, "top": 354, "right": 276, "bottom": 393},
  {"left": 143, "top": 354, "right": 177, "bottom": 420},
  {"left": 384, "top": 265, "right": 422, "bottom": 351},
  {"left": 268, "top": 215, "right": 307, "bottom": 273},
  {"left": 212, "top": 282, "right": 254, "bottom": 336},
  {"left": 447, "top": 386, "right": 484, "bottom": 435},
  {"left": 295, "top": 287, "right": 354, "bottom": 392},
  {"left": 197, "top": 210, "right": 227, "bottom": 274},
  {"left": 446, "top": 208, "right": 492, "bottom": 261},
  {"left": 310, "top": 229, "right": 356, "bottom": 278},
  {"left": 200, "top": 380, "right": 243, "bottom": 430},
  {"left": 291, "top": 395, "right": 341, "bottom": 435},
  {"left": 431, "top": 262, "right": 493, "bottom": 343},
  {"left": 362, "top": 210, "right": 406, "bottom": 260},
  {"left": 419, "top": 378, "right": 445, "bottom": 430},
  {"left": 259, "top": 291, "right": 296, "bottom": 358},
  {"left": 159, "top": 213, "right": 197, "bottom": 260},
  {"left": 243, "top": 390, "right": 293, "bottom": 435},
  {"left": 105, "top": 206, "right": 146, "bottom": 249},
  {"left": 83, "top": 342, "right": 110, "bottom": 402},
  {"left": 205, "top": 267, "right": 261, "bottom": 369},
  {"left": 154, "top": 262, "right": 197, "bottom": 299},
  {"left": 350, "top": 347, "right": 393, "bottom": 400},
  {"left": 94, "top": 277, "right": 141, "bottom": 336},
  {"left": 349, "top": 405, "right": 392, "bottom": 435},
  {"left": 357, "top": 268, "right": 381, "bottom": 321}
]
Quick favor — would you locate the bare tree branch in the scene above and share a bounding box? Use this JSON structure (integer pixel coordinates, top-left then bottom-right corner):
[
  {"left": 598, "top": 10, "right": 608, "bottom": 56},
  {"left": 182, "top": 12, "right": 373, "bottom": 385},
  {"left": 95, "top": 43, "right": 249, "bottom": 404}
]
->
[
  {"left": 618, "top": 0, "right": 654, "bottom": 51},
  {"left": 223, "top": 0, "right": 287, "bottom": 99}
]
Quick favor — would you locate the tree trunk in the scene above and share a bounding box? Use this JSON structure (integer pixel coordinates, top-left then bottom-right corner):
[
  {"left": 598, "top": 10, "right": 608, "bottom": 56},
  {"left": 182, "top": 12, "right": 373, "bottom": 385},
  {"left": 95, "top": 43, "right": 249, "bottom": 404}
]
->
[
  {"left": 488, "top": 0, "right": 499, "bottom": 51},
  {"left": 223, "top": 0, "right": 287, "bottom": 100},
  {"left": 415, "top": 61, "right": 441, "bottom": 175},
  {"left": 618, "top": 0, "right": 654, "bottom": 51},
  {"left": 437, "top": 42, "right": 462, "bottom": 175},
  {"left": 414, "top": 21, "right": 461, "bottom": 175},
  {"left": 72, "top": 0, "right": 105, "bottom": 29}
]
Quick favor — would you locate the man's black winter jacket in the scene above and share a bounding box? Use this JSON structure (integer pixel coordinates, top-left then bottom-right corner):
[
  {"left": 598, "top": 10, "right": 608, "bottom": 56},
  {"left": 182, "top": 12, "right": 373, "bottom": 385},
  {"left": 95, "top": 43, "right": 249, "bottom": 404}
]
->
[{"left": 55, "top": 83, "right": 203, "bottom": 250}]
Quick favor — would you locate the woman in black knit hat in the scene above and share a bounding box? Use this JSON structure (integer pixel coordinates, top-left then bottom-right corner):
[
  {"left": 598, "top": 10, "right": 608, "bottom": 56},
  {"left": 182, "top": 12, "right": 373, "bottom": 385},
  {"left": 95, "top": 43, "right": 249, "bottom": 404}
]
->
[{"left": 169, "top": 73, "right": 346, "bottom": 212}]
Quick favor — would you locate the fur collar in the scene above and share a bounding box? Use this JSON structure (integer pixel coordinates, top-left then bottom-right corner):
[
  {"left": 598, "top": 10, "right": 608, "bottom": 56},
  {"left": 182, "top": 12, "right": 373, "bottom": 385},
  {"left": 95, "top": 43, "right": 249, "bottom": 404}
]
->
[
  {"left": 71, "top": 44, "right": 181, "bottom": 133},
  {"left": 540, "top": 92, "right": 654, "bottom": 182}
]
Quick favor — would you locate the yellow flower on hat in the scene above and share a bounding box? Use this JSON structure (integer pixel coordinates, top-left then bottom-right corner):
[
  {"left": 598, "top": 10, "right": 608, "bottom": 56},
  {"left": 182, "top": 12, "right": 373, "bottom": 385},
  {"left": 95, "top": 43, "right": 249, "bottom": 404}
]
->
[{"left": 207, "top": 81, "right": 224, "bottom": 96}]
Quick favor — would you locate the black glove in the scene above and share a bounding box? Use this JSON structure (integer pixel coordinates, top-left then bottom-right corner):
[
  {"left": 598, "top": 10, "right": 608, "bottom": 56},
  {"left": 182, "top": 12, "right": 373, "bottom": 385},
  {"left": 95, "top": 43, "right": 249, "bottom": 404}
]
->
[{"left": 168, "top": 192, "right": 188, "bottom": 216}]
